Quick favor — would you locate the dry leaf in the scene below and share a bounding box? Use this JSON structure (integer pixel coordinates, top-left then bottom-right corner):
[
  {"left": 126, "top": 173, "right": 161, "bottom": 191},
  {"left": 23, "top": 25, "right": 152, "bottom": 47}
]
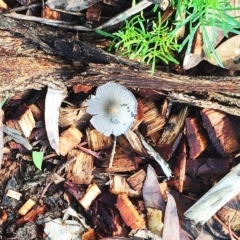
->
[
  {"left": 206, "top": 35, "right": 240, "bottom": 70},
  {"left": 143, "top": 165, "right": 165, "bottom": 211},
  {"left": 45, "top": 88, "right": 65, "bottom": 155},
  {"left": 162, "top": 191, "right": 180, "bottom": 240}
]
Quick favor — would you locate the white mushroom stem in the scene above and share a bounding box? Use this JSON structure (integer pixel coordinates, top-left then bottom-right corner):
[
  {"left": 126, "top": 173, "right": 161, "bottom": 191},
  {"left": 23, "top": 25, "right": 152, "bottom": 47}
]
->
[
  {"left": 109, "top": 136, "right": 117, "bottom": 168},
  {"left": 184, "top": 163, "right": 240, "bottom": 224}
]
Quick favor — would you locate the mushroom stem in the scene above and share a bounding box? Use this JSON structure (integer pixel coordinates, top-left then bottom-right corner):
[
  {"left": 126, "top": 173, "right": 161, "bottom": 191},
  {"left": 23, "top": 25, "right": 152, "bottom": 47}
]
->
[{"left": 109, "top": 136, "right": 117, "bottom": 168}]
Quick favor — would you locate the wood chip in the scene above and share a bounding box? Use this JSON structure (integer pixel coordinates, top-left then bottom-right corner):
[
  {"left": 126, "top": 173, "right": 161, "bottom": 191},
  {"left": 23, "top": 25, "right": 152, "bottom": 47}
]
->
[
  {"left": 18, "top": 199, "right": 36, "bottom": 216},
  {"left": 81, "top": 229, "right": 96, "bottom": 240},
  {"left": 109, "top": 175, "right": 141, "bottom": 198},
  {"left": 29, "top": 104, "right": 44, "bottom": 121},
  {"left": 6, "top": 189, "right": 22, "bottom": 200},
  {"left": 139, "top": 99, "right": 165, "bottom": 136},
  {"left": 102, "top": 146, "right": 137, "bottom": 173},
  {"left": 174, "top": 138, "right": 187, "bottom": 193},
  {"left": 59, "top": 126, "right": 82, "bottom": 156},
  {"left": 73, "top": 84, "right": 93, "bottom": 93},
  {"left": 6, "top": 104, "right": 35, "bottom": 138},
  {"left": 127, "top": 169, "right": 146, "bottom": 191},
  {"left": 115, "top": 194, "right": 146, "bottom": 229},
  {"left": 200, "top": 109, "right": 240, "bottom": 157},
  {"left": 66, "top": 149, "right": 94, "bottom": 184},
  {"left": 43, "top": 5, "right": 60, "bottom": 20},
  {"left": 186, "top": 117, "right": 208, "bottom": 159},
  {"left": 79, "top": 183, "right": 101, "bottom": 210},
  {"left": 86, "top": 128, "right": 113, "bottom": 151},
  {"left": 59, "top": 106, "right": 90, "bottom": 129},
  {"left": 156, "top": 106, "right": 189, "bottom": 160}
]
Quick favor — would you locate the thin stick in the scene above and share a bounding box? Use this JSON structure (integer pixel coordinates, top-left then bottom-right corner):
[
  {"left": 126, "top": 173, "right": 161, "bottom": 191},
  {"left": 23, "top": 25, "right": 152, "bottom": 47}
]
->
[
  {"left": 185, "top": 163, "right": 240, "bottom": 224},
  {"left": 108, "top": 136, "right": 117, "bottom": 168}
]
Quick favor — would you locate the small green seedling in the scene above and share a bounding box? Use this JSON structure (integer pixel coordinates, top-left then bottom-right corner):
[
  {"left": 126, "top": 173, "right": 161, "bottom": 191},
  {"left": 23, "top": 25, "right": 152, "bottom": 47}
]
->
[
  {"left": 32, "top": 151, "right": 44, "bottom": 171},
  {"left": 170, "top": 0, "right": 240, "bottom": 66},
  {"left": 97, "top": 12, "right": 180, "bottom": 74},
  {"left": 97, "top": 0, "right": 240, "bottom": 72}
]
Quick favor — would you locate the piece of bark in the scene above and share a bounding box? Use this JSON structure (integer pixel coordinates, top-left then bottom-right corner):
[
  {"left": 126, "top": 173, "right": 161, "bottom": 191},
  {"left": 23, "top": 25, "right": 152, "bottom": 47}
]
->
[
  {"left": 102, "top": 146, "right": 137, "bottom": 173},
  {"left": 5, "top": 104, "right": 35, "bottom": 138},
  {"left": 139, "top": 99, "right": 165, "bottom": 136},
  {"left": 109, "top": 175, "right": 141, "bottom": 198},
  {"left": 115, "top": 194, "right": 146, "bottom": 230},
  {"left": 184, "top": 163, "right": 240, "bottom": 224},
  {"left": 86, "top": 128, "right": 113, "bottom": 151},
  {"left": 127, "top": 169, "right": 146, "bottom": 191},
  {"left": 186, "top": 117, "right": 208, "bottom": 160},
  {"left": 59, "top": 126, "right": 82, "bottom": 156},
  {"left": 66, "top": 149, "right": 94, "bottom": 184},
  {"left": 200, "top": 109, "right": 240, "bottom": 157},
  {"left": 156, "top": 106, "right": 189, "bottom": 160},
  {"left": 174, "top": 137, "right": 187, "bottom": 193}
]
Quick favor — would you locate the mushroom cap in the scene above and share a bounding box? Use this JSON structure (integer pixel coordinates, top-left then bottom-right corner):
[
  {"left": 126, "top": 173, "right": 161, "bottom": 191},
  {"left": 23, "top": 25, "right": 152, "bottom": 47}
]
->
[{"left": 87, "top": 82, "right": 138, "bottom": 136}]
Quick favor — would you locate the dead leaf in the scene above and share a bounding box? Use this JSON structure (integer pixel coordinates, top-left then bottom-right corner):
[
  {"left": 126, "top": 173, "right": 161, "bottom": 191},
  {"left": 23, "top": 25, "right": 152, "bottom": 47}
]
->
[
  {"left": 45, "top": 88, "right": 65, "bottom": 155},
  {"left": 143, "top": 165, "right": 165, "bottom": 211},
  {"left": 206, "top": 35, "right": 240, "bottom": 70},
  {"left": 162, "top": 191, "right": 180, "bottom": 240}
]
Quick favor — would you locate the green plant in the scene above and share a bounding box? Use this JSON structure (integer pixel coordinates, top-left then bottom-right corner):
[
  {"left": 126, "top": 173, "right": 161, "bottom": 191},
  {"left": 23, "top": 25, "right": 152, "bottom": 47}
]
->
[
  {"left": 96, "top": 12, "right": 180, "bottom": 74},
  {"left": 170, "top": 0, "right": 240, "bottom": 67}
]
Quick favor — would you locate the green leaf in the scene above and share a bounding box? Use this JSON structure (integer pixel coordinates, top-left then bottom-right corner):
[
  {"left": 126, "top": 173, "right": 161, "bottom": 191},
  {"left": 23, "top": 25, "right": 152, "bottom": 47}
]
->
[{"left": 32, "top": 151, "right": 44, "bottom": 171}]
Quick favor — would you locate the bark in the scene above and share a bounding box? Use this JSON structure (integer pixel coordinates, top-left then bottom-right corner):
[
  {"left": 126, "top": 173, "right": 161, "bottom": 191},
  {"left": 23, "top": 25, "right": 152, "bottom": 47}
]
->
[{"left": 1, "top": 14, "right": 240, "bottom": 117}]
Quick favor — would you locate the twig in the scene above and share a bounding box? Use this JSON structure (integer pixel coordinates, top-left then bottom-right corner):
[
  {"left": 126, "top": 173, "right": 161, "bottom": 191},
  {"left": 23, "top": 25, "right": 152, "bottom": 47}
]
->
[
  {"left": 6, "top": 3, "right": 41, "bottom": 13},
  {"left": 136, "top": 131, "right": 172, "bottom": 180},
  {"left": 185, "top": 163, "right": 240, "bottom": 224}
]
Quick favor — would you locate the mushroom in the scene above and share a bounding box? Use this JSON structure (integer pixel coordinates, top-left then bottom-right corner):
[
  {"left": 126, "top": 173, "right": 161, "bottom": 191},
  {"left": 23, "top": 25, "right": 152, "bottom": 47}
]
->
[
  {"left": 87, "top": 82, "right": 138, "bottom": 168},
  {"left": 86, "top": 82, "right": 138, "bottom": 137}
]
